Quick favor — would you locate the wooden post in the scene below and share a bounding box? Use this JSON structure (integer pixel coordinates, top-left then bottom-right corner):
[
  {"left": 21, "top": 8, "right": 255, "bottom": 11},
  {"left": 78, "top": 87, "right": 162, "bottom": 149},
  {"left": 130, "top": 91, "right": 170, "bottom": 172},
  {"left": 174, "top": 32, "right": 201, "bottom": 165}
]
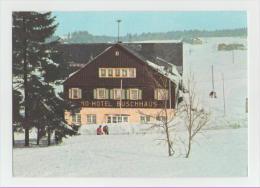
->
[
  {"left": 222, "top": 73, "right": 226, "bottom": 116},
  {"left": 120, "top": 79, "right": 122, "bottom": 120}
]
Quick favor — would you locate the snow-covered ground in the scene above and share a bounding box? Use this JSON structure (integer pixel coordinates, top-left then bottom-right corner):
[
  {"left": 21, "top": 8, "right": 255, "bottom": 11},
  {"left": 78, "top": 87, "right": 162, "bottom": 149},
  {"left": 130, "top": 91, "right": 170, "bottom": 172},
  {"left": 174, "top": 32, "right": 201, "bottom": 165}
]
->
[
  {"left": 14, "top": 128, "right": 247, "bottom": 177},
  {"left": 183, "top": 37, "right": 247, "bottom": 129},
  {"left": 13, "top": 37, "right": 248, "bottom": 177}
]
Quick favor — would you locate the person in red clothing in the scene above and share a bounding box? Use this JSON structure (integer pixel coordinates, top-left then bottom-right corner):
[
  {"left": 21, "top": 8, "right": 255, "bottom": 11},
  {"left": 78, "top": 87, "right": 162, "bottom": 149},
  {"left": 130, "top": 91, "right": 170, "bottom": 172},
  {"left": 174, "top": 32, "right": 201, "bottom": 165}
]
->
[
  {"left": 96, "top": 125, "right": 103, "bottom": 135},
  {"left": 103, "top": 125, "right": 109, "bottom": 135}
]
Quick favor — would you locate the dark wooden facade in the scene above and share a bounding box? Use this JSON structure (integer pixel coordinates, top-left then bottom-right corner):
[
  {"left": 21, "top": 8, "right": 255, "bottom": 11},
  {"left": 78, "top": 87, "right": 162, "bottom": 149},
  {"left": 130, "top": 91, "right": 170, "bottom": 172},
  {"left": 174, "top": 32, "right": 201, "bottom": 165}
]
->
[{"left": 64, "top": 43, "right": 178, "bottom": 109}]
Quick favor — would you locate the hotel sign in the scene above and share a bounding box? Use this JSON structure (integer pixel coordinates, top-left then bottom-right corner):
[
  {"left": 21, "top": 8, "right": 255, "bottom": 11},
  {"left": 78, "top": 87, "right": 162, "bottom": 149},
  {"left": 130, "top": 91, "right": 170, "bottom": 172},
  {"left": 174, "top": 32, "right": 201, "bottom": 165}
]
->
[{"left": 80, "top": 100, "right": 162, "bottom": 108}]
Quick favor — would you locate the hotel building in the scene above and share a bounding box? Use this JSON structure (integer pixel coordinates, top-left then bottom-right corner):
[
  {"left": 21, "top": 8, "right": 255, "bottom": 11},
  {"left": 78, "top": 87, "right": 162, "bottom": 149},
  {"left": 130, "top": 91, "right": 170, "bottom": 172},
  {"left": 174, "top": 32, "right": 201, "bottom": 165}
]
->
[{"left": 63, "top": 42, "right": 183, "bottom": 125}]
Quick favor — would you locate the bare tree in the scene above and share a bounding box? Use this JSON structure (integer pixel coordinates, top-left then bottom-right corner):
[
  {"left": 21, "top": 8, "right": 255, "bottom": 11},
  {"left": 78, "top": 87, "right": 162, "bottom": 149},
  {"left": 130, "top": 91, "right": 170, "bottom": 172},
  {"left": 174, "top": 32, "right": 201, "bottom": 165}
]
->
[
  {"left": 138, "top": 64, "right": 179, "bottom": 157},
  {"left": 178, "top": 73, "right": 210, "bottom": 158}
]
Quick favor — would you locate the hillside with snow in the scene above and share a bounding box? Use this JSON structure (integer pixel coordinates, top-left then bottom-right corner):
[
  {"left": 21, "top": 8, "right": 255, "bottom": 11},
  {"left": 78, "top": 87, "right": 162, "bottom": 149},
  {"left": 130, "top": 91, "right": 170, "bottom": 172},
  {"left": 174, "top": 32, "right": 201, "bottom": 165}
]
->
[
  {"left": 13, "top": 37, "right": 248, "bottom": 177},
  {"left": 183, "top": 37, "right": 247, "bottom": 129}
]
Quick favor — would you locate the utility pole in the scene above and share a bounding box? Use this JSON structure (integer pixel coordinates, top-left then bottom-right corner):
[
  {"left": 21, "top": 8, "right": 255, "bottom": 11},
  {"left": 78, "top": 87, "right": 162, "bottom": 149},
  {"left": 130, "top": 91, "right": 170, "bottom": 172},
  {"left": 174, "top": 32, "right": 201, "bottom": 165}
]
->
[
  {"left": 116, "top": 19, "right": 121, "bottom": 42},
  {"left": 222, "top": 73, "right": 226, "bottom": 116},
  {"left": 169, "top": 80, "right": 171, "bottom": 109},
  {"left": 212, "top": 64, "right": 215, "bottom": 92},
  {"left": 120, "top": 79, "right": 122, "bottom": 121}
]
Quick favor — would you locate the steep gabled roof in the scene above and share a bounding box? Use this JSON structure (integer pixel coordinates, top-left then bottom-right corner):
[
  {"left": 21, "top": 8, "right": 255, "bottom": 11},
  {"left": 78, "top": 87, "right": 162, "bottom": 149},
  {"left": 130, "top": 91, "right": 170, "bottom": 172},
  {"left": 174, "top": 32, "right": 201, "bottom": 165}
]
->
[
  {"left": 63, "top": 45, "right": 113, "bottom": 84},
  {"left": 64, "top": 43, "right": 181, "bottom": 86},
  {"left": 57, "top": 42, "right": 183, "bottom": 68},
  {"left": 116, "top": 43, "right": 181, "bottom": 85}
]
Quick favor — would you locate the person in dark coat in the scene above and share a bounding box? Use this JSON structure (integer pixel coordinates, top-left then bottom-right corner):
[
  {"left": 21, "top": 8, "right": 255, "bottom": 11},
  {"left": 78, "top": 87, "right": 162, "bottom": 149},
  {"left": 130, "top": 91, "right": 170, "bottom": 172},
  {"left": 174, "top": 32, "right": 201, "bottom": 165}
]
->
[
  {"left": 55, "top": 131, "right": 62, "bottom": 144},
  {"left": 96, "top": 125, "right": 103, "bottom": 135},
  {"left": 103, "top": 125, "right": 109, "bottom": 135}
]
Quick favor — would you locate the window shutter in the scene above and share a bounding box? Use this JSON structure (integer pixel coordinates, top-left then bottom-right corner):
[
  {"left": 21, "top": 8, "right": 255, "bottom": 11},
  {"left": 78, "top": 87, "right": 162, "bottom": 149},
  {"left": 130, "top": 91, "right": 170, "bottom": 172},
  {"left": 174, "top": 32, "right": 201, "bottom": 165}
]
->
[
  {"left": 138, "top": 89, "right": 142, "bottom": 100},
  {"left": 126, "top": 89, "right": 130, "bottom": 100},
  {"left": 79, "top": 89, "right": 82, "bottom": 99},
  {"left": 110, "top": 89, "right": 114, "bottom": 99},
  {"left": 69, "top": 89, "right": 72, "bottom": 99},
  {"left": 122, "top": 89, "right": 125, "bottom": 99},
  {"left": 105, "top": 89, "right": 109, "bottom": 99},
  {"left": 93, "top": 89, "right": 97, "bottom": 99},
  {"left": 98, "top": 68, "right": 101, "bottom": 77}
]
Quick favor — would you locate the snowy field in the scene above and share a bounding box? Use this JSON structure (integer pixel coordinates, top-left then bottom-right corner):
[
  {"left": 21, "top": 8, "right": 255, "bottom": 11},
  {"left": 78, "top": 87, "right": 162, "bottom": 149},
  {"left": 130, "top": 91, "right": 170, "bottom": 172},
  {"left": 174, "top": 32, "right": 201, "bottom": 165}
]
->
[
  {"left": 14, "top": 128, "right": 247, "bottom": 177},
  {"left": 13, "top": 37, "right": 248, "bottom": 177}
]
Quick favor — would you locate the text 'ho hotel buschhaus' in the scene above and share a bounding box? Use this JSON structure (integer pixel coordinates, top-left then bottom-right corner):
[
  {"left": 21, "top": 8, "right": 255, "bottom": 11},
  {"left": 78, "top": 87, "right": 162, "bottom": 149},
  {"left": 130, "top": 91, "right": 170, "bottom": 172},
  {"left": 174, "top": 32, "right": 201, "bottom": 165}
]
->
[{"left": 63, "top": 42, "right": 183, "bottom": 125}]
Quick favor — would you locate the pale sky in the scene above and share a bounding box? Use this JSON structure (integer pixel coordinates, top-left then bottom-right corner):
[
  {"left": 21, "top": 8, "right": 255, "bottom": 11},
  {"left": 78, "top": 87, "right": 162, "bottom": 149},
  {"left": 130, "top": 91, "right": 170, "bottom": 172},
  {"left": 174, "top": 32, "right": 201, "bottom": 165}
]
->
[{"left": 52, "top": 11, "right": 247, "bottom": 36}]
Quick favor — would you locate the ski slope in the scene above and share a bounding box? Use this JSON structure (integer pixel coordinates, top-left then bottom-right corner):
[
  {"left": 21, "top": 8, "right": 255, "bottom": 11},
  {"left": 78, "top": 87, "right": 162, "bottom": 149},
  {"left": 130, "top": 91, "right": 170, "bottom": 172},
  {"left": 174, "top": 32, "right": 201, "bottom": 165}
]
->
[{"left": 183, "top": 37, "right": 247, "bottom": 129}]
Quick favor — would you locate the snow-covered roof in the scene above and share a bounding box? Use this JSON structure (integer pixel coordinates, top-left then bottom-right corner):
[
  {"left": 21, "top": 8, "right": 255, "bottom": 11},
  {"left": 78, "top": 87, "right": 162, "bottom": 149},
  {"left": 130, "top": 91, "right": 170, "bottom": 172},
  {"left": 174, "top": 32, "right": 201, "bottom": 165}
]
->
[
  {"left": 131, "top": 40, "right": 182, "bottom": 43},
  {"left": 146, "top": 60, "right": 181, "bottom": 85}
]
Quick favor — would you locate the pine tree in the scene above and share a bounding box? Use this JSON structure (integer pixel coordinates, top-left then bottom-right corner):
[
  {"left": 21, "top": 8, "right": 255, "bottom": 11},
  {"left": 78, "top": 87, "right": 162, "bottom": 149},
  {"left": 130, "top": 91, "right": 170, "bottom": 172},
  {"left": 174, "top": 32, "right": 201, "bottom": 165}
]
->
[
  {"left": 24, "top": 73, "right": 78, "bottom": 146},
  {"left": 12, "top": 12, "right": 57, "bottom": 146},
  {"left": 41, "top": 57, "right": 79, "bottom": 145}
]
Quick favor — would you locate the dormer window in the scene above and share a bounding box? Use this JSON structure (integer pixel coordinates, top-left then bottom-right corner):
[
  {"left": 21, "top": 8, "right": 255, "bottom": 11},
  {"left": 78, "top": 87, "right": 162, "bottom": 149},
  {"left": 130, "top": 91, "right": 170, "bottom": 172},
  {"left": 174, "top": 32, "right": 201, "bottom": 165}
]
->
[
  {"left": 115, "top": 51, "right": 120, "bottom": 56},
  {"left": 69, "top": 88, "right": 82, "bottom": 99}
]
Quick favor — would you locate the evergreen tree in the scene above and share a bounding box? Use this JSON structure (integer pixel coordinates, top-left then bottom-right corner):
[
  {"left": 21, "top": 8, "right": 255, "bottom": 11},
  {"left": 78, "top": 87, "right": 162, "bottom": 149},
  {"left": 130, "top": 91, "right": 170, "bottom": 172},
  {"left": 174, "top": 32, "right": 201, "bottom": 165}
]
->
[
  {"left": 12, "top": 12, "right": 57, "bottom": 146},
  {"left": 27, "top": 75, "right": 78, "bottom": 146}
]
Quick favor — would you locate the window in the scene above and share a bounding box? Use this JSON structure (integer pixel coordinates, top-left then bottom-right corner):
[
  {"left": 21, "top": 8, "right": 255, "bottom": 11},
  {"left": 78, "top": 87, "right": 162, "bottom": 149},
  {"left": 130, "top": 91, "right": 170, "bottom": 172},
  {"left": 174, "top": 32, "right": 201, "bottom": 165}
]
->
[
  {"left": 98, "top": 68, "right": 136, "bottom": 78},
  {"left": 87, "top": 114, "right": 96, "bottom": 124},
  {"left": 125, "top": 89, "right": 142, "bottom": 100},
  {"left": 123, "top": 116, "right": 128, "bottom": 123},
  {"left": 114, "top": 89, "right": 122, "bottom": 100},
  {"left": 115, "top": 51, "right": 120, "bottom": 56},
  {"left": 107, "top": 115, "right": 129, "bottom": 124},
  {"left": 154, "top": 88, "right": 168, "bottom": 100},
  {"left": 72, "top": 113, "right": 81, "bottom": 125},
  {"left": 115, "top": 69, "right": 121, "bottom": 77},
  {"left": 110, "top": 89, "right": 125, "bottom": 100},
  {"left": 108, "top": 69, "right": 113, "bottom": 77},
  {"left": 156, "top": 116, "right": 166, "bottom": 122},
  {"left": 118, "top": 116, "right": 122, "bottom": 123},
  {"left": 140, "top": 116, "right": 145, "bottom": 124},
  {"left": 129, "top": 68, "right": 136, "bottom": 78},
  {"left": 122, "top": 69, "right": 128, "bottom": 77},
  {"left": 94, "top": 88, "right": 141, "bottom": 100},
  {"left": 98, "top": 88, "right": 106, "bottom": 99},
  {"left": 140, "top": 115, "right": 151, "bottom": 124},
  {"left": 107, "top": 116, "right": 112, "bottom": 123},
  {"left": 69, "top": 88, "right": 82, "bottom": 99},
  {"left": 130, "top": 89, "right": 141, "bottom": 100},
  {"left": 94, "top": 88, "right": 109, "bottom": 99},
  {"left": 99, "top": 68, "right": 106, "bottom": 77},
  {"left": 112, "top": 116, "right": 117, "bottom": 123}
]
